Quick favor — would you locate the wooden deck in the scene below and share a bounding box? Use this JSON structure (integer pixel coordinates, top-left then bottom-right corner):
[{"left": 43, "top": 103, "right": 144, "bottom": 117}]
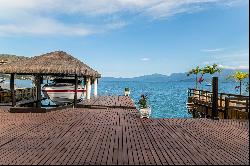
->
[
  {"left": 79, "top": 95, "right": 136, "bottom": 109},
  {"left": 0, "top": 96, "right": 249, "bottom": 165}
]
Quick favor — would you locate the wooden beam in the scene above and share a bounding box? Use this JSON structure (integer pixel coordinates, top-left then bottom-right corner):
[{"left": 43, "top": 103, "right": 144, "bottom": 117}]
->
[
  {"left": 74, "top": 74, "right": 78, "bottom": 107},
  {"left": 36, "top": 74, "right": 42, "bottom": 108},
  {"left": 9, "top": 107, "right": 46, "bottom": 113},
  {"left": 10, "top": 73, "right": 16, "bottom": 107},
  {"left": 212, "top": 77, "right": 219, "bottom": 120}
]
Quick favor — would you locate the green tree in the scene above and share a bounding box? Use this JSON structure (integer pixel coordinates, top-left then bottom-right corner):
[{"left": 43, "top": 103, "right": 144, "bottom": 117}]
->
[
  {"left": 201, "top": 64, "right": 222, "bottom": 75},
  {"left": 227, "top": 71, "right": 249, "bottom": 95},
  {"left": 187, "top": 66, "right": 201, "bottom": 89},
  {"left": 201, "top": 64, "right": 222, "bottom": 87}
]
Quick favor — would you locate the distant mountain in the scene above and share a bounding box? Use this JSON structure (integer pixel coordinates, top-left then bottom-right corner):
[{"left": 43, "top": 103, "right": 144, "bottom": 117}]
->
[
  {"left": 100, "top": 69, "right": 249, "bottom": 82},
  {"left": 132, "top": 73, "right": 169, "bottom": 82},
  {"left": 100, "top": 73, "right": 169, "bottom": 82}
]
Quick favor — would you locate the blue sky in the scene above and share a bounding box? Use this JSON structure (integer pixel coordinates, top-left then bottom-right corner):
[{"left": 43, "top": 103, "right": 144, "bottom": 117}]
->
[{"left": 0, "top": 0, "right": 249, "bottom": 77}]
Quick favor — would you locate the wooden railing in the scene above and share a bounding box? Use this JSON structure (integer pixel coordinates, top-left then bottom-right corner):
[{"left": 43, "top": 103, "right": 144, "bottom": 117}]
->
[
  {"left": 187, "top": 88, "right": 249, "bottom": 119},
  {"left": 0, "top": 87, "right": 37, "bottom": 103}
]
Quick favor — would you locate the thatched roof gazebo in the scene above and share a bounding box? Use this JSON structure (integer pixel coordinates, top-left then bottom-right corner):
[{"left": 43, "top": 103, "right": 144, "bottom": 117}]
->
[
  {"left": 0, "top": 51, "right": 100, "bottom": 77},
  {"left": 0, "top": 51, "right": 101, "bottom": 111},
  {"left": 0, "top": 54, "right": 29, "bottom": 65}
]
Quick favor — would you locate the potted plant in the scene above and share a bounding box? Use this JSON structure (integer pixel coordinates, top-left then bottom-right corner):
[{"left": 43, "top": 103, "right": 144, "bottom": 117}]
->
[
  {"left": 138, "top": 94, "right": 151, "bottom": 118},
  {"left": 124, "top": 87, "right": 130, "bottom": 96}
]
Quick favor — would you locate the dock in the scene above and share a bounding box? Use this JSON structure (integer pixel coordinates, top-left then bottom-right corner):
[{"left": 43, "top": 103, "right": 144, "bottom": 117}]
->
[
  {"left": 79, "top": 95, "right": 136, "bottom": 109},
  {"left": 187, "top": 88, "right": 249, "bottom": 119},
  {"left": 0, "top": 96, "right": 249, "bottom": 165}
]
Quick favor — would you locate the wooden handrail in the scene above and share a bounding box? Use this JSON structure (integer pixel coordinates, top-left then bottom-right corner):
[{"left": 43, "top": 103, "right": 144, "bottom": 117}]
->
[
  {"left": 188, "top": 88, "right": 249, "bottom": 116},
  {"left": 188, "top": 88, "right": 249, "bottom": 98}
]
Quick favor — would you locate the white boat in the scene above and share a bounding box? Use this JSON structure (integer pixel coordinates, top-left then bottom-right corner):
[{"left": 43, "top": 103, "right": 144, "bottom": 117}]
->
[
  {"left": 42, "top": 79, "right": 86, "bottom": 105},
  {"left": 205, "top": 83, "right": 212, "bottom": 86}
]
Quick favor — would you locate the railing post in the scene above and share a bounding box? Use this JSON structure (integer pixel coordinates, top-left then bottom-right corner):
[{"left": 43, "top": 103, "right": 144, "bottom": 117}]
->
[
  {"left": 199, "top": 90, "right": 201, "bottom": 101},
  {"left": 205, "top": 91, "right": 208, "bottom": 103},
  {"left": 212, "top": 77, "right": 219, "bottom": 120},
  {"left": 246, "top": 98, "right": 249, "bottom": 119},
  {"left": 224, "top": 97, "right": 229, "bottom": 119},
  {"left": 220, "top": 93, "right": 222, "bottom": 108}
]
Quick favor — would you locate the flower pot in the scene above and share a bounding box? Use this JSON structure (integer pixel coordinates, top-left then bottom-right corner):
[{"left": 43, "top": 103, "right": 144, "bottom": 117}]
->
[
  {"left": 140, "top": 107, "right": 151, "bottom": 118},
  {"left": 124, "top": 90, "right": 130, "bottom": 96}
]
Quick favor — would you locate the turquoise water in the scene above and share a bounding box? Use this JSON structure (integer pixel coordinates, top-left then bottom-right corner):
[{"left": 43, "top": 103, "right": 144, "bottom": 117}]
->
[
  {"left": 12, "top": 79, "right": 249, "bottom": 118},
  {"left": 97, "top": 81, "right": 249, "bottom": 118}
]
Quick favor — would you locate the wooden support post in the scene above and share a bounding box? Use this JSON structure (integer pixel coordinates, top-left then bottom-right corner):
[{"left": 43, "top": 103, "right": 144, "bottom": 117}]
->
[
  {"left": 83, "top": 77, "right": 87, "bottom": 99},
  {"left": 86, "top": 77, "right": 89, "bottom": 100},
  {"left": 199, "top": 90, "right": 201, "bottom": 101},
  {"left": 36, "top": 74, "right": 42, "bottom": 108},
  {"left": 224, "top": 97, "right": 229, "bottom": 119},
  {"left": 212, "top": 77, "right": 219, "bottom": 120},
  {"left": 86, "top": 77, "right": 91, "bottom": 100},
  {"left": 10, "top": 73, "right": 16, "bottom": 107},
  {"left": 74, "top": 74, "right": 78, "bottom": 107},
  {"left": 94, "top": 78, "right": 98, "bottom": 97}
]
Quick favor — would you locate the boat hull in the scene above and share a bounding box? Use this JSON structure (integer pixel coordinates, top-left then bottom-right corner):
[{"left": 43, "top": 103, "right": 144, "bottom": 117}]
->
[{"left": 42, "top": 83, "right": 86, "bottom": 105}]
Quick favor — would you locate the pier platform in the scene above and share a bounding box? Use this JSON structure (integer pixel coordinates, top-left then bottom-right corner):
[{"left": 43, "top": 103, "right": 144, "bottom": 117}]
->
[{"left": 0, "top": 96, "right": 249, "bottom": 165}]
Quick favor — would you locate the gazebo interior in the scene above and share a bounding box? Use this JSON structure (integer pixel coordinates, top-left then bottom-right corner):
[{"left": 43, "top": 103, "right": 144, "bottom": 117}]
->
[{"left": 0, "top": 51, "right": 101, "bottom": 113}]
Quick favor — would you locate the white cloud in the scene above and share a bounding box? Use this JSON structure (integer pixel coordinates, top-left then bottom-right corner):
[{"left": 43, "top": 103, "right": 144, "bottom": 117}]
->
[
  {"left": 213, "top": 50, "right": 249, "bottom": 64},
  {"left": 140, "top": 58, "right": 150, "bottom": 61},
  {"left": 0, "top": 0, "right": 244, "bottom": 36},
  {"left": 0, "top": 18, "right": 93, "bottom": 36},
  {"left": 201, "top": 48, "right": 224, "bottom": 52},
  {"left": 218, "top": 64, "right": 249, "bottom": 70},
  {"left": 202, "top": 49, "right": 249, "bottom": 69}
]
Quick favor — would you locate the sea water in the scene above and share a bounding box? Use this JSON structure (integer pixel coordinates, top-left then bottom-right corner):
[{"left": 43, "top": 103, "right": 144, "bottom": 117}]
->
[
  {"left": 97, "top": 80, "right": 248, "bottom": 118},
  {"left": 12, "top": 79, "right": 249, "bottom": 118}
]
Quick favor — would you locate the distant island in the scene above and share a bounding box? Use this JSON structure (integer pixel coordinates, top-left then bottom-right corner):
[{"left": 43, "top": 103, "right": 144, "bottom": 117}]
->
[
  {"left": 0, "top": 54, "right": 248, "bottom": 83},
  {"left": 100, "top": 69, "right": 249, "bottom": 83}
]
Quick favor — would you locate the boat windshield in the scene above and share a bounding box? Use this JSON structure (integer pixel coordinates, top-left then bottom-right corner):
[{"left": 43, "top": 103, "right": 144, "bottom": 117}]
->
[{"left": 52, "top": 79, "right": 82, "bottom": 84}]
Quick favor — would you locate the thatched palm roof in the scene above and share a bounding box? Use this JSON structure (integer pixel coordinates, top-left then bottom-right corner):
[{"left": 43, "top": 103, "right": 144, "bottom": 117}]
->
[
  {"left": 0, "top": 54, "right": 29, "bottom": 65},
  {"left": 0, "top": 51, "right": 101, "bottom": 77}
]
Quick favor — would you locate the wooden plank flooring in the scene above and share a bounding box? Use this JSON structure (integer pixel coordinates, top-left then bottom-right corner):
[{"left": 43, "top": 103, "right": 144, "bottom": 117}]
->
[
  {"left": 0, "top": 96, "right": 249, "bottom": 165},
  {"left": 79, "top": 96, "right": 136, "bottom": 109}
]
